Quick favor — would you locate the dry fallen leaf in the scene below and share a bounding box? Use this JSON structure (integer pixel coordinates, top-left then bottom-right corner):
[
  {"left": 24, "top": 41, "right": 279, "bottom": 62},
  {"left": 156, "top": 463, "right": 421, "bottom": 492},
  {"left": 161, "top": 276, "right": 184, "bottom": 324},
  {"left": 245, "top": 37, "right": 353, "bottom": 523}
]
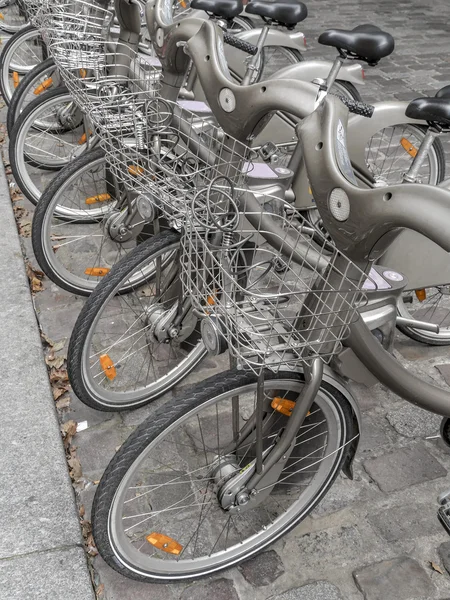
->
[
  {"left": 55, "top": 394, "right": 71, "bottom": 410},
  {"left": 52, "top": 339, "right": 66, "bottom": 352},
  {"left": 61, "top": 420, "right": 77, "bottom": 448},
  {"left": 18, "top": 219, "right": 32, "bottom": 237},
  {"left": 96, "top": 583, "right": 105, "bottom": 597},
  {"left": 45, "top": 353, "right": 66, "bottom": 369},
  {"left": 79, "top": 505, "right": 85, "bottom": 518},
  {"left": 430, "top": 561, "right": 444, "bottom": 575},
  {"left": 26, "top": 263, "right": 44, "bottom": 294},
  {"left": 68, "top": 454, "right": 82, "bottom": 479},
  {"left": 41, "top": 331, "right": 54, "bottom": 347},
  {"left": 50, "top": 367, "right": 69, "bottom": 384},
  {"left": 53, "top": 386, "right": 68, "bottom": 401}
]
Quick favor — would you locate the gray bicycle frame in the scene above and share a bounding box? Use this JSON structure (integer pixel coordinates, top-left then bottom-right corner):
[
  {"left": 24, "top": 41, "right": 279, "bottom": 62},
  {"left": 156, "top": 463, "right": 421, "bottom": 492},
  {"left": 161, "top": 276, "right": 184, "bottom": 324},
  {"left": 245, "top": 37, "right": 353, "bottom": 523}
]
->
[{"left": 300, "top": 95, "right": 450, "bottom": 417}]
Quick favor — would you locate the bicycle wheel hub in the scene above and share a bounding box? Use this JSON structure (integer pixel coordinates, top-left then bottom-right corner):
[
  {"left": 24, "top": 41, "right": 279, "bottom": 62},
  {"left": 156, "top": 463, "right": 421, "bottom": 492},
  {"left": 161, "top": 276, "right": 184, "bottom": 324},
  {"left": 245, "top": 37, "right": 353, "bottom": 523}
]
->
[{"left": 201, "top": 316, "right": 228, "bottom": 356}]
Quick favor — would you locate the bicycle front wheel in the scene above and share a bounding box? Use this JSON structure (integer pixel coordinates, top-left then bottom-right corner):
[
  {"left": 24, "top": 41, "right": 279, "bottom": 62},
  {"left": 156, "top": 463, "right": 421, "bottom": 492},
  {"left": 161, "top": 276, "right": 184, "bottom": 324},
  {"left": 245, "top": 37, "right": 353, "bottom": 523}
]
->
[
  {"left": 0, "top": 26, "right": 45, "bottom": 104},
  {"left": 9, "top": 87, "right": 87, "bottom": 204},
  {"left": 68, "top": 230, "right": 207, "bottom": 410},
  {"left": 7, "top": 57, "right": 59, "bottom": 134},
  {"left": 92, "top": 369, "right": 355, "bottom": 581}
]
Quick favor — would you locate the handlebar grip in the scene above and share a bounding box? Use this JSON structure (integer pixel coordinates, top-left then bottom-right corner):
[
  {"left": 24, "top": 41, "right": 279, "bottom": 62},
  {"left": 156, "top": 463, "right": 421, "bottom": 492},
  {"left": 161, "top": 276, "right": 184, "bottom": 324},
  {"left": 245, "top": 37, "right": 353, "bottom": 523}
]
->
[
  {"left": 223, "top": 33, "right": 258, "bottom": 56},
  {"left": 337, "top": 95, "right": 375, "bottom": 118}
]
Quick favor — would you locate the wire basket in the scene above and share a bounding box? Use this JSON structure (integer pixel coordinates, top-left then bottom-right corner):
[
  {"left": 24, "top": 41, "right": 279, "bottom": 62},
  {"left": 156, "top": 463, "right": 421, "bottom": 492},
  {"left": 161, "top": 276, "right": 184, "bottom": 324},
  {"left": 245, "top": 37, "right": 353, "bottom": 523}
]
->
[
  {"left": 180, "top": 181, "right": 371, "bottom": 372},
  {"left": 89, "top": 97, "right": 249, "bottom": 221},
  {"left": 43, "top": 0, "right": 114, "bottom": 105}
]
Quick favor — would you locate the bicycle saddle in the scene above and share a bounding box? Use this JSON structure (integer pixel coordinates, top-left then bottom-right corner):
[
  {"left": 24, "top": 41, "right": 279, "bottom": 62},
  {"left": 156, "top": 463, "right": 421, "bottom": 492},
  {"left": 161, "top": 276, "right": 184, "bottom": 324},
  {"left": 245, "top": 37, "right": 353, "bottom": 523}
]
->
[
  {"left": 406, "top": 97, "right": 450, "bottom": 126},
  {"left": 318, "top": 24, "right": 394, "bottom": 65},
  {"left": 190, "top": 0, "right": 243, "bottom": 19},
  {"left": 436, "top": 84, "right": 450, "bottom": 99},
  {"left": 246, "top": 0, "right": 308, "bottom": 27}
]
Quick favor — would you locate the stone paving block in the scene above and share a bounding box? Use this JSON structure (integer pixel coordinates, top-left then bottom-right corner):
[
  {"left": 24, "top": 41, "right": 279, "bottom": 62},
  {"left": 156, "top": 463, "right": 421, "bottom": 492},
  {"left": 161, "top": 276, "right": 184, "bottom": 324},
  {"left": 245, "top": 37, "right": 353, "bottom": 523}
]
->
[
  {"left": 0, "top": 547, "right": 94, "bottom": 600},
  {"left": 238, "top": 550, "right": 285, "bottom": 587},
  {"left": 359, "top": 413, "right": 394, "bottom": 453},
  {"left": 363, "top": 445, "right": 447, "bottom": 493},
  {"left": 367, "top": 503, "right": 443, "bottom": 542},
  {"left": 436, "top": 365, "right": 450, "bottom": 388},
  {"left": 74, "top": 420, "right": 123, "bottom": 479},
  {"left": 386, "top": 404, "right": 442, "bottom": 438},
  {"left": 268, "top": 581, "right": 343, "bottom": 600},
  {"left": 353, "top": 556, "right": 435, "bottom": 600},
  {"left": 93, "top": 555, "right": 180, "bottom": 600},
  {"left": 180, "top": 577, "right": 239, "bottom": 600}
]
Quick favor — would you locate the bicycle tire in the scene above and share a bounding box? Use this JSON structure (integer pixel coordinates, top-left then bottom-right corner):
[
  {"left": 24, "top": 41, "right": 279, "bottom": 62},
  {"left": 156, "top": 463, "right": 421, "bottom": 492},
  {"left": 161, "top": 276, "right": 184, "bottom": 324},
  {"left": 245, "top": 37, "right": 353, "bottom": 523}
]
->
[
  {"left": 0, "top": 25, "right": 43, "bottom": 104},
  {"left": 92, "top": 369, "right": 356, "bottom": 581},
  {"left": 7, "top": 57, "right": 58, "bottom": 135},
  {"left": 68, "top": 230, "right": 207, "bottom": 410}
]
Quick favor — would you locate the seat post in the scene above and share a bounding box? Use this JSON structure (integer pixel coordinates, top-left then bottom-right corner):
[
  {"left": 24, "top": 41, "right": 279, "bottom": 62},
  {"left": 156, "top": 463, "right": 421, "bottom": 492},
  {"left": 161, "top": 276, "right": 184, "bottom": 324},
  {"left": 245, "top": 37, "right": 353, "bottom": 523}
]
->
[
  {"left": 241, "top": 23, "right": 270, "bottom": 86},
  {"left": 402, "top": 127, "right": 441, "bottom": 183}
]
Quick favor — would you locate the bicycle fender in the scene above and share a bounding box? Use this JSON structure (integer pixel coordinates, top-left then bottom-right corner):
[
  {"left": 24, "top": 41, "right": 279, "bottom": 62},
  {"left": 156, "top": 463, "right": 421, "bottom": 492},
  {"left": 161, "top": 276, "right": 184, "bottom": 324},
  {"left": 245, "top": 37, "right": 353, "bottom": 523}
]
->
[
  {"left": 236, "top": 28, "right": 306, "bottom": 52},
  {"left": 270, "top": 60, "right": 364, "bottom": 87}
]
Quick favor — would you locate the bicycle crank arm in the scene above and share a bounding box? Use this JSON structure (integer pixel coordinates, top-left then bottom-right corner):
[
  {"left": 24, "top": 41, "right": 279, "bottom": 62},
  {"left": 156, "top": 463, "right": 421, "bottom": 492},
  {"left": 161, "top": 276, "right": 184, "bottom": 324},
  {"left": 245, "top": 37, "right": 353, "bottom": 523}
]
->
[{"left": 396, "top": 316, "right": 440, "bottom": 333}]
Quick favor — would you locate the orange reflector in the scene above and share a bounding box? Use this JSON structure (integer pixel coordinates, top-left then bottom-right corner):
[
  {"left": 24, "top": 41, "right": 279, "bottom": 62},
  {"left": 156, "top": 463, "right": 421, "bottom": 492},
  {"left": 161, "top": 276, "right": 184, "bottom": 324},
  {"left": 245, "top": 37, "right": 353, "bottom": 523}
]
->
[
  {"left": 146, "top": 533, "right": 183, "bottom": 555},
  {"left": 34, "top": 77, "right": 53, "bottom": 95},
  {"left": 79, "top": 68, "right": 87, "bottom": 78},
  {"left": 206, "top": 295, "right": 215, "bottom": 306},
  {"left": 400, "top": 137, "right": 418, "bottom": 158},
  {"left": 128, "top": 165, "right": 144, "bottom": 176},
  {"left": 415, "top": 288, "right": 427, "bottom": 302},
  {"left": 271, "top": 397, "right": 296, "bottom": 416},
  {"left": 271, "top": 397, "right": 311, "bottom": 417},
  {"left": 78, "top": 130, "right": 92, "bottom": 145},
  {"left": 99, "top": 354, "right": 117, "bottom": 380},
  {"left": 179, "top": 0, "right": 187, "bottom": 6},
  {"left": 85, "top": 267, "right": 110, "bottom": 277},
  {"left": 0, "top": 13, "right": 4, "bottom": 20},
  {"left": 361, "top": 68, "right": 365, "bottom": 80},
  {"left": 85, "top": 193, "right": 111, "bottom": 205},
  {"left": 12, "top": 72, "right": 20, "bottom": 88}
]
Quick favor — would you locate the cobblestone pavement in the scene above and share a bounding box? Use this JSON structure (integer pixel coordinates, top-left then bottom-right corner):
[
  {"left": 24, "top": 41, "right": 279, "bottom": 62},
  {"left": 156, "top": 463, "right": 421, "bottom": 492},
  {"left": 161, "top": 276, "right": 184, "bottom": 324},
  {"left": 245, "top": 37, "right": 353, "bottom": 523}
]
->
[{"left": 5, "top": 0, "right": 450, "bottom": 598}]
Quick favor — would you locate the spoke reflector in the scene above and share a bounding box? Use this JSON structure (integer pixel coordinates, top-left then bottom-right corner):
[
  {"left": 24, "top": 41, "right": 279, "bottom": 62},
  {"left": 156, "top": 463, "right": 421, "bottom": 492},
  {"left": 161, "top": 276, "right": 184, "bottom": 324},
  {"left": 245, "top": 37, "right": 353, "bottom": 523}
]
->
[
  {"left": 0, "top": 13, "right": 4, "bottom": 20},
  {"left": 400, "top": 137, "right": 418, "bottom": 158},
  {"left": 271, "top": 397, "right": 311, "bottom": 417},
  {"left": 12, "top": 72, "right": 20, "bottom": 88},
  {"left": 415, "top": 288, "right": 426, "bottom": 302},
  {"left": 99, "top": 354, "right": 116, "bottom": 380},
  {"left": 78, "top": 130, "right": 93, "bottom": 145},
  {"left": 85, "top": 267, "right": 110, "bottom": 277},
  {"left": 34, "top": 77, "right": 53, "bottom": 95},
  {"left": 146, "top": 533, "right": 183, "bottom": 555},
  {"left": 79, "top": 68, "right": 87, "bottom": 78},
  {"left": 85, "top": 193, "right": 111, "bottom": 205},
  {"left": 128, "top": 165, "right": 144, "bottom": 176},
  {"left": 179, "top": 0, "right": 187, "bottom": 6}
]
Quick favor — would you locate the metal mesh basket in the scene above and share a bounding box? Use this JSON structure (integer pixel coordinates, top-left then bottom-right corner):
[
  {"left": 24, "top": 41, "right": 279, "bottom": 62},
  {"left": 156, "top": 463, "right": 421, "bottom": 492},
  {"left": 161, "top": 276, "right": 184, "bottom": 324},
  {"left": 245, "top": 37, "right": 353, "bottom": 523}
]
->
[
  {"left": 89, "top": 97, "right": 249, "bottom": 221},
  {"left": 180, "top": 176, "right": 371, "bottom": 372},
  {"left": 43, "top": 0, "right": 117, "bottom": 107}
]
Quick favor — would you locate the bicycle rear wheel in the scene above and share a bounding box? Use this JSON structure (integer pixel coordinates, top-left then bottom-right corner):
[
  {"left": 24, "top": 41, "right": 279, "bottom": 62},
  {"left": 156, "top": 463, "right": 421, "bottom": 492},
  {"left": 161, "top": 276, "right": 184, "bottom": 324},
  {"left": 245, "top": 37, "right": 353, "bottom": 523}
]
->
[{"left": 92, "top": 369, "right": 355, "bottom": 581}]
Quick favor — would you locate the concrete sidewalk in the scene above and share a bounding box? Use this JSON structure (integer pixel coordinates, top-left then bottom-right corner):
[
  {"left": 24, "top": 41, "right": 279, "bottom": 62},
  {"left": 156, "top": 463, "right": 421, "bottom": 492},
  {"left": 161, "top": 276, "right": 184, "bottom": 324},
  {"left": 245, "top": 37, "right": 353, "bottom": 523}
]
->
[{"left": 0, "top": 155, "right": 94, "bottom": 599}]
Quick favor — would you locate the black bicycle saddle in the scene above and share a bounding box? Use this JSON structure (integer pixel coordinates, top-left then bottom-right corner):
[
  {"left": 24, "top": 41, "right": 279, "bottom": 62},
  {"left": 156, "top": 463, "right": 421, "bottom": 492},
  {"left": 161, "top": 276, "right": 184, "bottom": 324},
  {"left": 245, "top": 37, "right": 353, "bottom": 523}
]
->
[
  {"left": 318, "top": 23, "right": 395, "bottom": 65},
  {"left": 246, "top": 0, "right": 308, "bottom": 27}
]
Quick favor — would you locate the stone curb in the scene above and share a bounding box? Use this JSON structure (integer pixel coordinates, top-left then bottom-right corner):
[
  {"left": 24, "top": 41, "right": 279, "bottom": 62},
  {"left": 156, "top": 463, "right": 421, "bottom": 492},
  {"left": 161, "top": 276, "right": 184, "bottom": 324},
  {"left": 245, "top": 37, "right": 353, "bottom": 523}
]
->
[{"left": 0, "top": 157, "right": 94, "bottom": 599}]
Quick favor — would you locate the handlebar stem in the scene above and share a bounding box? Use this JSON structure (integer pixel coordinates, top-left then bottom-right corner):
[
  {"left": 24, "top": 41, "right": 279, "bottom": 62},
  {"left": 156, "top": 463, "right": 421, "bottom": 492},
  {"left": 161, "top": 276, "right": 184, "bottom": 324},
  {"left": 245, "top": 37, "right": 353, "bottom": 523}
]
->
[{"left": 241, "top": 24, "right": 270, "bottom": 86}]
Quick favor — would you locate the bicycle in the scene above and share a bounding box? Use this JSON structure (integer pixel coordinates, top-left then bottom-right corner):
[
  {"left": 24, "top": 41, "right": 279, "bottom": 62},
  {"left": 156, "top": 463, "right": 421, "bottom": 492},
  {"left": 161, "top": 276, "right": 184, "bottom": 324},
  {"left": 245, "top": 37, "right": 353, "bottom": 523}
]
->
[
  {"left": 87, "top": 88, "right": 450, "bottom": 581},
  {"left": 27, "top": 0, "right": 364, "bottom": 296}
]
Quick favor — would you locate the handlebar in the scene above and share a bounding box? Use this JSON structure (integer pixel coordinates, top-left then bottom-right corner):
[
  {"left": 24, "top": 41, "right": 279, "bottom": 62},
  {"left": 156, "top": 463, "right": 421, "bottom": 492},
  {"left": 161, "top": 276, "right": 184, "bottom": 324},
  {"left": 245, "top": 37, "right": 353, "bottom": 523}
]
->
[
  {"left": 223, "top": 32, "right": 258, "bottom": 56},
  {"left": 337, "top": 95, "right": 374, "bottom": 118}
]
